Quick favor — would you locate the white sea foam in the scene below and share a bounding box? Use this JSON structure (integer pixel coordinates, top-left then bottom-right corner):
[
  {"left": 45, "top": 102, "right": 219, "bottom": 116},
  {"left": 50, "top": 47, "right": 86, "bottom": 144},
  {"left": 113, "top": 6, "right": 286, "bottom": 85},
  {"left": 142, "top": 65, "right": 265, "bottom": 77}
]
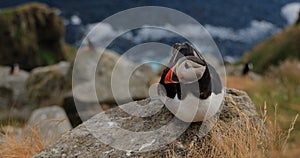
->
[
  {"left": 204, "top": 20, "right": 280, "bottom": 43},
  {"left": 86, "top": 20, "right": 279, "bottom": 48},
  {"left": 281, "top": 2, "right": 300, "bottom": 25},
  {"left": 85, "top": 23, "right": 124, "bottom": 47},
  {"left": 130, "top": 27, "right": 176, "bottom": 43},
  {"left": 83, "top": 20, "right": 279, "bottom": 66},
  {"left": 71, "top": 15, "right": 82, "bottom": 25}
]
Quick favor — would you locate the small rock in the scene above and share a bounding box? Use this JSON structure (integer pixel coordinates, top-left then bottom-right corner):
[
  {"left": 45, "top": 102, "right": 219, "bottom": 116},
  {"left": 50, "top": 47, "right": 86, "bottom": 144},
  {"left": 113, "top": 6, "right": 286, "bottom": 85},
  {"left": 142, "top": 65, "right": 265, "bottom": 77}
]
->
[
  {"left": 25, "top": 62, "right": 70, "bottom": 107},
  {"left": 0, "top": 66, "right": 29, "bottom": 107},
  {"left": 27, "top": 106, "right": 72, "bottom": 142}
]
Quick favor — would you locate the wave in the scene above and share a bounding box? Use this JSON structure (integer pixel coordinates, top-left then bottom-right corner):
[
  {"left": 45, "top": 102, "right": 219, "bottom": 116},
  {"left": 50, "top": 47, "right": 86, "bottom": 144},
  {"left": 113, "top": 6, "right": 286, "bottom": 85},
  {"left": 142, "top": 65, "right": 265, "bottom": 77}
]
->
[
  {"left": 71, "top": 15, "right": 82, "bottom": 25},
  {"left": 64, "top": 15, "right": 83, "bottom": 26},
  {"left": 126, "top": 27, "right": 177, "bottom": 43},
  {"left": 281, "top": 2, "right": 300, "bottom": 25},
  {"left": 85, "top": 20, "right": 279, "bottom": 48},
  {"left": 84, "top": 23, "right": 124, "bottom": 47},
  {"left": 204, "top": 20, "right": 280, "bottom": 43}
]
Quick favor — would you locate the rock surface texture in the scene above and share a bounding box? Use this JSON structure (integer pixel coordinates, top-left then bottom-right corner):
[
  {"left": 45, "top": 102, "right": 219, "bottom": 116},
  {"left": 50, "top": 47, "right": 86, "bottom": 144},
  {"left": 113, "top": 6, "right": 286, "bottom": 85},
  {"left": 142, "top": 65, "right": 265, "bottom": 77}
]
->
[{"left": 34, "top": 88, "right": 261, "bottom": 157}]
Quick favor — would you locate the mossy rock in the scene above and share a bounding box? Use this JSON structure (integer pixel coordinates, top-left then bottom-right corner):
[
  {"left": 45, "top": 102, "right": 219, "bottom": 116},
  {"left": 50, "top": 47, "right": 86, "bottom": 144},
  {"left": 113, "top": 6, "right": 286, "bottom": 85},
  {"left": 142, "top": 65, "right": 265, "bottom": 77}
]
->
[
  {"left": 26, "top": 69, "right": 65, "bottom": 107},
  {"left": 25, "top": 61, "right": 70, "bottom": 107},
  {"left": 0, "top": 3, "right": 74, "bottom": 71}
]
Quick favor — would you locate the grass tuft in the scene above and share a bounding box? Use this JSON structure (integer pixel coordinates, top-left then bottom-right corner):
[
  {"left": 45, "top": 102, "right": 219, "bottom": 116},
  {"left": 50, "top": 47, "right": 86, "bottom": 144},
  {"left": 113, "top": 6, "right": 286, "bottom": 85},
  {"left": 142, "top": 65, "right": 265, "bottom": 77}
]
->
[
  {"left": 0, "top": 126, "right": 47, "bottom": 158},
  {"left": 167, "top": 103, "right": 298, "bottom": 158},
  {"left": 0, "top": 119, "right": 67, "bottom": 158}
]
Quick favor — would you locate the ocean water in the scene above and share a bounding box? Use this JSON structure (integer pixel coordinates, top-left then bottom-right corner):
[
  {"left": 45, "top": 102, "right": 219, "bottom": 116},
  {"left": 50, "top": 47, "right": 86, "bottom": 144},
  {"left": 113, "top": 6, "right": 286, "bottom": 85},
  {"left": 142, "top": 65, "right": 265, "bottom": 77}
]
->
[{"left": 0, "top": 0, "right": 300, "bottom": 63}]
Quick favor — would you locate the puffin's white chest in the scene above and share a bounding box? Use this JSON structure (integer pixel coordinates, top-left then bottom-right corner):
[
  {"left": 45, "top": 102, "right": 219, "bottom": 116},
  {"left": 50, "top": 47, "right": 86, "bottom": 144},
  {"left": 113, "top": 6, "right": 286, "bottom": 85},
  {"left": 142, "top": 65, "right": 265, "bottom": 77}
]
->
[{"left": 164, "top": 91, "right": 223, "bottom": 122}]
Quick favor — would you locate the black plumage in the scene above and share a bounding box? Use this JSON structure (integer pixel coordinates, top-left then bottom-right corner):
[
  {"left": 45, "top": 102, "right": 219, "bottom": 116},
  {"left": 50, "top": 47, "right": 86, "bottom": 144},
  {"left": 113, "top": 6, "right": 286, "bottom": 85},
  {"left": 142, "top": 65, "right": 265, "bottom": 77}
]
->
[{"left": 158, "top": 43, "right": 222, "bottom": 100}]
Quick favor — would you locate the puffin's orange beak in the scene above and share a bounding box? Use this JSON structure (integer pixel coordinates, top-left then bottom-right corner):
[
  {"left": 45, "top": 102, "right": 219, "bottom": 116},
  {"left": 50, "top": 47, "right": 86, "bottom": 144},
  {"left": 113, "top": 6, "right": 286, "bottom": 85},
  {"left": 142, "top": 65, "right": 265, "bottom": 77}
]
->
[{"left": 164, "top": 66, "right": 180, "bottom": 84}]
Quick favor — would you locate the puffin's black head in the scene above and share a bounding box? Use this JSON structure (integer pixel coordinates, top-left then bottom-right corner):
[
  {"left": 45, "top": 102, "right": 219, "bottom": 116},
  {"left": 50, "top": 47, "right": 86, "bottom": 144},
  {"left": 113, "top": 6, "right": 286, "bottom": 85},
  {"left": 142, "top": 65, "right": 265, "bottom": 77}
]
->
[
  {"left": 159, "top": 43, "right": 222, "bottom": 100},
  {"left": 158, "top": 43, "right": 213, "bottom": 99},
  {"left": 163, "top": 43, "right": 208, "bottom": 84}
]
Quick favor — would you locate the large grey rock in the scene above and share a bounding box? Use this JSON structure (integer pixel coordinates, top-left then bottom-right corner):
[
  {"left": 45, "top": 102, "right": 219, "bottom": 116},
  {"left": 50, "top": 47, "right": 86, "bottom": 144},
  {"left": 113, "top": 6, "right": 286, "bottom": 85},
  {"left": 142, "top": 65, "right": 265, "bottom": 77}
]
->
[
  {"left": 0, "top": 66, "right": 29, "bottom": 107},
  {"left": 25, "top": 62, "right": 70, "bottom": 107},
  {"left": 27, "top": 106, "right": 72, "bottom": 142},
  {"left": 31, "top": 61, "right": 70, "bottom": 77},
  {"left": 72, "top": 49, "right": 156, "bottom": 104},
  {"left": 33, "top": 88, "right": 263, "bottom": 158},
  {"left": 0, "top": 87, "right": 13, "bottom": 108}
]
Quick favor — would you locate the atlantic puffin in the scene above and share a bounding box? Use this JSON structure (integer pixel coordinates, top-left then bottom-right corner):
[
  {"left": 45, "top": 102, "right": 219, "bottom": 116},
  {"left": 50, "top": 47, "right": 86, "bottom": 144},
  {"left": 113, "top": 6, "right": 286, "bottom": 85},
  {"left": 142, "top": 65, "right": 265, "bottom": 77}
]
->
[
  {"left": 158, "top": 43, "right": 224, "bottom": 122},
  {"left": 242, "top": 62, "right": 253, "bottom": 76}
]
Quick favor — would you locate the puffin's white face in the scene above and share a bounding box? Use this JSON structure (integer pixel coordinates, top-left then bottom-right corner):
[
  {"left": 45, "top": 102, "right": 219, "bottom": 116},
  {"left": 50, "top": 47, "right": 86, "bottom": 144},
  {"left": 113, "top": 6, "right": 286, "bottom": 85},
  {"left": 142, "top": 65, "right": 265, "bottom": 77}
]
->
[
  {"left": 164, "top": 56, "right": 207, "bottom": 84},
  {"left": 176, "top": 59, "right": 206, "bottom": 83}
]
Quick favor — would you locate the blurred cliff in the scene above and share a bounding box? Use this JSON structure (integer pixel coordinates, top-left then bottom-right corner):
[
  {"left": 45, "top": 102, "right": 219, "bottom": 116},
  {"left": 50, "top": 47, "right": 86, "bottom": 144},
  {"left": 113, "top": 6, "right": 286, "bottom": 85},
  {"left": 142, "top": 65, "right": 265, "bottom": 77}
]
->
[
  {"left": 242, "top": 10, "right": 300, "bottom": 73},
  {"left": 0, "top": 3, "right": 75, "bottom": 71},
  {"left": 0, "top": 3, "right": 155, "bottom": 128}
]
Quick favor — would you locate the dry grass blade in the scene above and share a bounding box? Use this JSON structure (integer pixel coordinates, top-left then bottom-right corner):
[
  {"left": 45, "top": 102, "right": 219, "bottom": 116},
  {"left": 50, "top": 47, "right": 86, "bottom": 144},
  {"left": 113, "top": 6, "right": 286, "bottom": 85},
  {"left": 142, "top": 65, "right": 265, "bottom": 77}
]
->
[
  {"left": 0, "top": 126, "right": 46, "bottom": 158},
  {"left": 0, "top": 119, "right": 67, "bottom": 158},
  {"left": 167, "top": 102, "right": 298, "bottom": 158},
  {"left": 282, "top": 114, "right": 299, "bottom": 153}
]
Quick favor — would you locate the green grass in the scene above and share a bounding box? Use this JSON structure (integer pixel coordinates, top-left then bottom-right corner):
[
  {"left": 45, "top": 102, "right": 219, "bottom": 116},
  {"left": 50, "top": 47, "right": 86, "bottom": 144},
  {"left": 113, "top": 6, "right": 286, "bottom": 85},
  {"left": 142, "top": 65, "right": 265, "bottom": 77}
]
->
[
  {"left": 63, "top": 44, "right": 77, "bottom": 61},
  {"left": 243, "top": 64, "right": 300, "bottom": 144},
  {"left": 228, "top": 59, "right": 300, "bottom": 155},
  {"left": 38, "top": 47, "right": 57, "bottom": 66}
]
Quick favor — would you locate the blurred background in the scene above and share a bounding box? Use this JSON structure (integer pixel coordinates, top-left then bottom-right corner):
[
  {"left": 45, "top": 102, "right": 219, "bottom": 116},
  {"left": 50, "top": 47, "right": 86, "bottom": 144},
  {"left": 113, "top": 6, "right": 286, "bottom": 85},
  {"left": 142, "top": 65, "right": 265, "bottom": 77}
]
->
[
  {"left": 1, "top": 0, "right": 298, "bottom": 61},
  {"left": 0, "top": 0, "right": 300, "bottom": 157}
]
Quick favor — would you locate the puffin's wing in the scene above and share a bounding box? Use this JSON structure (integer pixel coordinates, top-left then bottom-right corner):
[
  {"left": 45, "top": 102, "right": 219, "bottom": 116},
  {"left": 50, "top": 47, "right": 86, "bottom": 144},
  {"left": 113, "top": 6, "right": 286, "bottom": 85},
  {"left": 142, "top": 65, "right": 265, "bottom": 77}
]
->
[
  {"left": 185, "top": 43, "right": 222, "bottom": 94},
  {"left": 207, "top": 63, "right": 223, "bottom": 94}
]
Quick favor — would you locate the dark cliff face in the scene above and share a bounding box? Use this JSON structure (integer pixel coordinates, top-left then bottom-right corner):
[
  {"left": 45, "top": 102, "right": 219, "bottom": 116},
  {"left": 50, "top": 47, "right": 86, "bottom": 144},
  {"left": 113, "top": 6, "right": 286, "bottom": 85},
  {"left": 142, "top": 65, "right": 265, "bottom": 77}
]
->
[
  {"left": 0, "top": 3, "right": 66, "bottom": 71},
  {"left": 296, "top": 11, "right": 300, "bottom": 25}
]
